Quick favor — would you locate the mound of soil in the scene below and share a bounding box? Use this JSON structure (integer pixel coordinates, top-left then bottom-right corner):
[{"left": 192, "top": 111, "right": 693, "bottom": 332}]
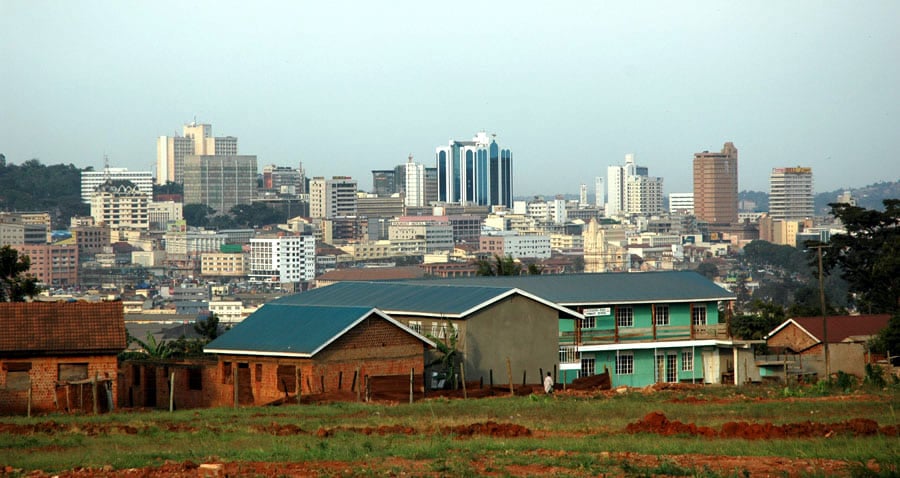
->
[{"left": 627, "top": 411, "right": 900, "bottom": 439}]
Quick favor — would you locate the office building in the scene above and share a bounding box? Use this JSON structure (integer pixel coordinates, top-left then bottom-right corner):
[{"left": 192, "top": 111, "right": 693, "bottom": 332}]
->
[
  {"left": 404, "top": 155, "right": 426, "bottom": 208},
  {"left": 595, "top": 177, "right": 604, "bottom": 208},
  {"left": 182, "top": 155, "right": 258, "bottom": 213},
  {"left": 81, "top": 168, "right": 153, "bottom": 203},
  {"left": 436, "top": 132, "right": 512, "bottom": 207},
  {"left": 693, "top": 142, "right": 738, "bottom": 225},
  {"left": 156, "top": 122, "right": 238, "bottom": 185},
  {"left": 769, "top": 167, "right": 814, "bottom": 220},
  {"left": 309, "top": 177, "right": 358, "bottom": 219},
  {"left": 371, "top": 169, "right": 396, "bottom": 197},
  {"left": 607, "top": 154, "right": 663, "bottom": 217},
  {"left": 249, "top": 234, "right": 316, "bottom": 283},
  {"left": 262, "top": 164, "right": 304, "bottom": 195},
  {"left": 388, "top": 216, "right": 453, "bottom": 253},
  {"left": 669, "top": 193, "right": 694, "bottom": 215},
  {"left": 89, "top": 180, "right": 150, "bottom": 234},
  {"left": 16, "top": 243, "right": 78, "bottom": 286}
]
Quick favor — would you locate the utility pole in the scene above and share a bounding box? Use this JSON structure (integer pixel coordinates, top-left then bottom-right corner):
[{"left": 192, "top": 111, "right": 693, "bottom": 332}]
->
[{"left": 812, "top": 245, "right": 830, "bottom": 379}]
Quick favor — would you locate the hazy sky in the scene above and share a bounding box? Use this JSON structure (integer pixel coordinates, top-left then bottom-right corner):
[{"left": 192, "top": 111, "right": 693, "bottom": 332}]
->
[{"left": 2, "top": 1, "right": 898, "bottom": 196}]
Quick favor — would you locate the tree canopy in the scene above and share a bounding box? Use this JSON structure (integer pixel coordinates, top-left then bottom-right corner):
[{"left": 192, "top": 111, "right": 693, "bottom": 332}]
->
[
  {"left": 476, "top": 254, "right": 523, "bottom": 276},
  {"left": 0, "top": 246, "right": 40, "bottom": 302},
  {"left": 0, "top": 158, "right": 89, "bottom": 228},
  {"left": 821, "top": 199, "right": 900, "bottom": 313}
]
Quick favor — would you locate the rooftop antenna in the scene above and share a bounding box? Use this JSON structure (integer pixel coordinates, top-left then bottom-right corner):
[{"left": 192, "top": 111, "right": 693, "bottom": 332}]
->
[{"left": 103, "top": 154, "right": 111, "bottom": 182}]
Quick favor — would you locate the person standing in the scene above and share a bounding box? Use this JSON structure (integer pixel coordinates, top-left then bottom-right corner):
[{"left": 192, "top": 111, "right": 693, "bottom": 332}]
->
[{"left": 543, "top": 372, "right": 554, "bottom": 394}]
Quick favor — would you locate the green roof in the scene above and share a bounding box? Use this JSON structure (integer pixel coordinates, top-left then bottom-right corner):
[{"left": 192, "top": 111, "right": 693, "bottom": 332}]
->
[
  {"left": 400, "top": 271, "right": 734, "bottom": 306},
  {"left": 204, "top": 304, "right": 431, "bottom": 357},
  {"left": 274, "top": 282, "right": 520, "bottom": 316}
]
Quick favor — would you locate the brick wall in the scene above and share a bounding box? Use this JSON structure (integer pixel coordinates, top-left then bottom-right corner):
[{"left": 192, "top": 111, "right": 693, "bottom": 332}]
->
[
  {"left": 1, "top": 355, "right": 118, "bottom": 415},
  {"left": 767, "top": 323, "right": 818, "bottom": 352}
]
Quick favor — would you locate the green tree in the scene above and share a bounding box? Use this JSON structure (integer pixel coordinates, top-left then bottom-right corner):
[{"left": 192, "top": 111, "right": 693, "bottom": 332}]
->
[
  {"left": 476, "top": 254, "right": 523, "bottom": 276},
  {"left": 0, "top": 246, "right": 40, "bottom": 302},
  {"left": 194, "top": 313, "right": 223, "bottom": 341},
  {"left": 426, "top": 321, "right": 460, "bottom": 389},
  {"left": 696, "top": 261, "right": 719, "bottom": 280},
  {"left": 153, "top": 181, "right": 183, "bottom": 196},
  {"left": 526, "top": 263, "right": 543, "bottom": 275},
  {"left": 128, "top": 332, "right": 174, "bottom": 360},
  {"left": 818, "top": 200, "right": 900, "bottom": 313},
  {"left": 869, "top": 313, "right": 900, "bottom": 359},
  {"left": 183, "top": 204, "right": 215, "bottom": 228},
  {"left": 571, "top": 256, "right": 585, "bottom": 273}
]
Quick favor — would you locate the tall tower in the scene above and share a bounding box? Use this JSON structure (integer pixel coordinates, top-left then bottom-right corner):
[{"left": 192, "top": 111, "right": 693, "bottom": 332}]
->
[
  {"left": 693, "top": 142, "right": 738, "bottom": 225},
  {"left": 435, "top": 132, "right": 512, "bottom": 207},
  {"left": 404, "top": 154, "right": 426, "bottom": 208},
  {"left": 156, "top": 122, "right": 238, "bottom": 185},
  {"left": 606, "top": 154, "right": 662, "bottom": 217},
  {"left": 769, "top": 167, "right": 813, "bottom": 220},
  {"left": 594, "top": 177, "right": 604, "bottom": 208}
]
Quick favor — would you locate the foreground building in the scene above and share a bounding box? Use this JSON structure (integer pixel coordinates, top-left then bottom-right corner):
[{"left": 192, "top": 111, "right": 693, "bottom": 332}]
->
[{"left": 0, "top": 302, "right": 126, "bottom": 415}]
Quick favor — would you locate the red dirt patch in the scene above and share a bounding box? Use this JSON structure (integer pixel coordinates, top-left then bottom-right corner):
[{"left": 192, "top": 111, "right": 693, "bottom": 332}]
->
[
  {"left": 627, "top": 411, "right": 899, "bottom": 439},
  {"left": 440, "top": 420, "right": 532, "bottom": 438}
]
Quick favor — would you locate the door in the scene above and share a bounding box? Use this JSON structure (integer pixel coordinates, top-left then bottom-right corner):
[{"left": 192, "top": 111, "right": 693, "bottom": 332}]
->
[
  {"left": 655, "top": 355, "right": 665, "bottom": 383},
  {"left": 666, "top": 354, "right": 678, "bottom": 383},
  {"left": 702, "top": 351, "right": 718, "bottom": 384}
]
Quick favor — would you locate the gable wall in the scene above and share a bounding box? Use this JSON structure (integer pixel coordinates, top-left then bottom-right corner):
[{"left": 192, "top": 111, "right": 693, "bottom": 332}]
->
[
  {"left": 1, "top": 355, "right": 118, "bottom": 415},
  {"left": 767, "top": 323, "right": 818, "bottom": 352}
]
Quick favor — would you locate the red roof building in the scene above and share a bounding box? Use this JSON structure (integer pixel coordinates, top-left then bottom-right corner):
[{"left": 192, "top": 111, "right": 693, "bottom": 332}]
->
[{"left": 0, "top": 302, "right": 126, "bottom": 415}]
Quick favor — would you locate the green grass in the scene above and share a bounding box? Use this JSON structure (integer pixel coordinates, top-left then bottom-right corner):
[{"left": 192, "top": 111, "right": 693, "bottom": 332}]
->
[{"left": 1, "top": 383, "right": 898, "bottom": 476}]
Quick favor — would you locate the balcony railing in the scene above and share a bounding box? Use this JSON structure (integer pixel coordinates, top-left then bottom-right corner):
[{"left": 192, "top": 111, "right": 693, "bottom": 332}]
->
[
  {"left": 559, "top": 345, "right": 580, "bottom": 364},
  {"left": 560, "top": 323, "right": 730, "bottom": 345}
]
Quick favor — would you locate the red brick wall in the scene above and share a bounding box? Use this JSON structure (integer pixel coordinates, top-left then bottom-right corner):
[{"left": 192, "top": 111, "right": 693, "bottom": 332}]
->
[
  {"left": 1, "top": 355, "right": 118, "bottom": 415},
  {"left": 768, "top": 323, "right": 818, "bottom": 352}
]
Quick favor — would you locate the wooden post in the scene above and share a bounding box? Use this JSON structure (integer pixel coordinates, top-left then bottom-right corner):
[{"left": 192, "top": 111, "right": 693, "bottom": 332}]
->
[
  {"left": 522, "top": 370, "right": 526, "bottom": 386},
  {"left": 563, "top": 370, "right": 567, "bottom": 391},
  {"left": 506, "top": 357, "right": 514, "bottom": 396},
  {"left": 365, "top": 375, "right": 370, "bottom": 402},
  {"left": 479, "top": 376, "right": 483, "bottom": 389},
  {"left": 27, "top": 379, "right": 32, "bottom": 418},
  {"left": 409, "top": 368, "right": 414, "bottom": 404},
  {"left": 169, "top": 372, "right": 175, "bottom": 413},
  {"left": 306, "top": 376, "right": 311, "bottom": 393},
  {"left": 52, "top": 384, "right": 59, "bottom": 410},
  {"left": 80, "top": 383, "right": 84, "bottom": 410},
  {"left": 460, "top": 365, "right": 467, "bottom": 399},
  {"left": 355, "top": 368, "right": 360, "bottom": 401},
  {"left": 338, "top": 371, "right": 343, "bottom": 390},
  {"left": 320, "top": 375, "right": 325, "bottom": 394},
  {"left": 295, "top": 366, "right": 301, "bottom": 402},
  {"left": 92, "top": 374, "right": 99, "bottom": 415},
  {"left": 489, "top": 369, "right": 493, "bottom": 388},
  {"left": 539, "top": 368, "right": 543, "bottom": 381},
  {"left": 232, "top": 365, "right": 238, "bottom": 409},
  {"left": 65, "top": 385, "right": 71, "bottom": 412}
]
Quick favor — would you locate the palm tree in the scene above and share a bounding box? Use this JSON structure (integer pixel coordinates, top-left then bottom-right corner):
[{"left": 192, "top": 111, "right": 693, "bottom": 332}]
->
[{"left": 476, "top": 254, "right": 523, "bottom": 276}]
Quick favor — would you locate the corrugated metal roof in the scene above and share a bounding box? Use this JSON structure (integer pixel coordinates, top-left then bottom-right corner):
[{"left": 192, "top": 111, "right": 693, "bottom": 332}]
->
[
  {"left": 274, "top": 282, "right": 519, "bottom": 316},
  {"left": 399, "top": 271, "right": 735, "bottom": 305},
  {"left": 205, "top": 305, "right": 380, "bottom": 356}
]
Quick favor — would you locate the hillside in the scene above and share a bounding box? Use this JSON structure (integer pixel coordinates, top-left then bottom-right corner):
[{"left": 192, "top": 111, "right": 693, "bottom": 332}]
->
[{"left": 0, "top": 155, "right": 89, "bottom": 228}]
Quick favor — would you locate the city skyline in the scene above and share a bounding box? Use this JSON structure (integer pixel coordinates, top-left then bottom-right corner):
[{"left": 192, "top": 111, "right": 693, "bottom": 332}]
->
[{"left": 2, "top": 2, "right": 899, "bottom": 195}]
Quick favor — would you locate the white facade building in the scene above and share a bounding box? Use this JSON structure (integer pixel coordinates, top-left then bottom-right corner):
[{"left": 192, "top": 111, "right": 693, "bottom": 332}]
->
[
  {"left": 148, "top": 201, "right": 183, "bottom": 231},
  {"left": 81, "top": 168, "right": 153, "bottom": 204},
  {"left": 164, "top": 230, "right": 228, "bottom": 257},
  {"left": 309, "top": 177, "right": 358, "bottom": 219},
  {"left": 504, "top": 234, "right": 551, "bottom": 259},
  {"left": 669, "top": 193, "right": 695, "bottom": 215},
  {"left": 388, "top": 216, "right": 453, "bottom": 253},
  {"left": 769, "top": 167, "right": 814, "bottom": 220},
  {"left": 89, "top": 181, "right": 150, "bottom": 235},
  {"left": 249, "top": 234, "right": 316, "bottom": 283},
  {"left": 404, "top": 156, "right": 426, "bottom": 208}
]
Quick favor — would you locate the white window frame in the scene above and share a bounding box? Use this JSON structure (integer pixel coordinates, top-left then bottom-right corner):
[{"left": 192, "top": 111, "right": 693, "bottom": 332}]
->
[
  {"left": 681, "top": 350, "right": 694, "bottom": 372},
  {"left": 654, "top": 305, "right": 670, "bottom": 326},
  {"left": 581, "top": 316, "right": 595, "bottom": 329},
  {"left": 616, "top": 353, "right": 634, "bottom": 375},
  {"left": 408, "top": 321, "right": 422, "bottom": 334},
  {"left": 615, "top": 306, "right": 634, "bottom": 328},
  {"left": 580, "top": 357, "right": 596, "bottom": 378},
  {"left": 692, "top": 305, "right": 707, "bottom": 325}
]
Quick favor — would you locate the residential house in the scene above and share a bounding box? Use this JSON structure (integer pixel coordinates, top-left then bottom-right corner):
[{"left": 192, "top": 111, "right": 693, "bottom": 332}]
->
[
  {"left": 404, "top": 271, "right": 755, "bottom": 387},
  {"left": 0, "top": 302, "right": 126, "bottom": 415},
  {"left": 269, "top": 282, "right": 582, "bottom": 387},
  {"left": 762, "top": 314, "right": 891, "bottom": 380}
]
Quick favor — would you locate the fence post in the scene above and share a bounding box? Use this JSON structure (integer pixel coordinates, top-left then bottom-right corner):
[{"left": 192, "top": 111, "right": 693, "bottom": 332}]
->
[
  {"left": 506, "top": 357, "right": 514, "bottom": 396},
  {"left": 460, "top": 365, "right": 467, "bottom": 399},
  {"left": 26, "top": 378, "right": 32, "bottom": 418},
  {"left": 169, "top": 372, "right": 175, "bottom": 412},
  {"left": 92, "top": 373, "right": 99, "bottom": 414},
  {"left": 409, "top": 368, "right": 414, "bottom": 404},
  {"left": 365, "top": 375, "right": 370, "bottom": 402},
  {"left": 233, "top": 365, "right": 238, "bottom": 409},
  {"left": 295, "top": 366, "right": 301, "bottom": 402}
]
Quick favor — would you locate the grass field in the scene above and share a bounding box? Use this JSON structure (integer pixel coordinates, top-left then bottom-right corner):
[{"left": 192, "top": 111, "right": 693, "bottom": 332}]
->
[{"left": 1, "top": 382, "right": 898, "bottom": 477}]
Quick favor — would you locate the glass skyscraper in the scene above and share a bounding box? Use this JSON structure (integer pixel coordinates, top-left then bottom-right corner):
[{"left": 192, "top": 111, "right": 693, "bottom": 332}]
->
[{"left": 435, "top": 132, "right": 512, "bottom": 208}]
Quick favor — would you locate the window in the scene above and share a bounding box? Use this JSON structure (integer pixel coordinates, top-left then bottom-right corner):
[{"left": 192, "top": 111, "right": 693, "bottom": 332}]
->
[
  {"left": 681, "top": 351, "right": 694, "bottom": 372},
  {"left": 222, "top": 362, "right": 233, "bottom": 384},
  {"left": 255, "top": 363, "right": 263, "bottom": 382},
  {"left": 276, "top": 365, "right": 297, "bottom": 393},
  {"left": 581, "top": 317, "right": 595, "bottom": 329},
  {"left": 616, "top": 354, "right": 634, "bottom": 375},
  {"left": 58, "top": 363, "right": 88, "bottom": 382},
  {"left": 692, "top": 306, "right": 707, "bottom": 325},
  {"left": 580, "top": 357, "right": 595, "bottom": 378},
  {"left": 615, "top": 306, "right": 634, "bottom": 328},
  {"left": 4, "top": 362, "right": 31, "bottom": 391},
  {"left": 408, "top": 321, "right": 422, "bottom": 334},
  {"left": 654, "top": 305, "right": 670, "bottom": 326},
  {"left": 188, "top": 368, "right": 203, "bottom": 390}
]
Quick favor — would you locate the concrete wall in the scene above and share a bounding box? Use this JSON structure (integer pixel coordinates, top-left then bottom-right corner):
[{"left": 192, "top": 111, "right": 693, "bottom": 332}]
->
[{"left": 463, "top": 295, "right": 560, "bottom": 386}]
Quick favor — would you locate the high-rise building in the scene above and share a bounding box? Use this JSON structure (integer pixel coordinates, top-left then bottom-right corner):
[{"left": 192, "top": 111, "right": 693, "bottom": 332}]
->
[
  {"left": 81, "top": 168, "right": 153, "bottom": 203},
  {"left": 436, "top": 132, "right": 512, "bottom": 207},
  {"left": 262, "top": 165, "right": 304, "bottom": 195},
  {"left": 404, "top": 155, "right": 426, "bottom": 208},
  {"left": 156, "top": 122, "right": 238, "bottom": 185},
  {"left": 371, "top": 169, "right": 396, "bottom": 197},
  {"left": 579, "top": 184, "right": 588, "bottom": 207},
  {"left": 424, "top": 167, "right": 439, "bottom": 206},
  {"left": 309, "top": 177, "right": 358, "bottom": 219},
  {"left": 606, "top": 154, "right": 663, "bottom": 217},
  {"left": 669, "top": 193, "right": 695, "bottom": 215},
  {"left": 594, "top": 177, "right": 604, "bottom": 208},
  {"left": 693, "top": 142, "right": 738, "bottom": 225},
  {"left": 769, "top": 167, "right": 814, "bottom": 220},
  {"left": 249, "top": 234, "right": 316, "bottom": 284},
  {"left": 90, "top": 180, "right": 151, "bottom": 235},
  {"left": 182, "top": 155, "right": 258, "bottom": 214}
]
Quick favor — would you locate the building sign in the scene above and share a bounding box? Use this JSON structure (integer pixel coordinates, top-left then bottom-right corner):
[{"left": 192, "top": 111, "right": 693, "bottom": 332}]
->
[{"left": 583, "top": 307, "right": 611, "bottom": 317}]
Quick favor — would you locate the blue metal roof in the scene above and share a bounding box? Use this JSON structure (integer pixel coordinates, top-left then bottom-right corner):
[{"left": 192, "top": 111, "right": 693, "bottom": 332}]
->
[
  {"left": 400, "top": 271, "right": 734, "bottom": 305},
  {"left": 205, "top": 304, "right": 384, "bottom": 356},
  {"left": 273, "top": 281, "right": 521, "bottom": 316}
]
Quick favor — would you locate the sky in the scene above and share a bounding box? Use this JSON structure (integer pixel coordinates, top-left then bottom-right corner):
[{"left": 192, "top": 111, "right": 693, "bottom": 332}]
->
[{"left": 1, "top": 1, "right": 899, "bottom": 196}]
